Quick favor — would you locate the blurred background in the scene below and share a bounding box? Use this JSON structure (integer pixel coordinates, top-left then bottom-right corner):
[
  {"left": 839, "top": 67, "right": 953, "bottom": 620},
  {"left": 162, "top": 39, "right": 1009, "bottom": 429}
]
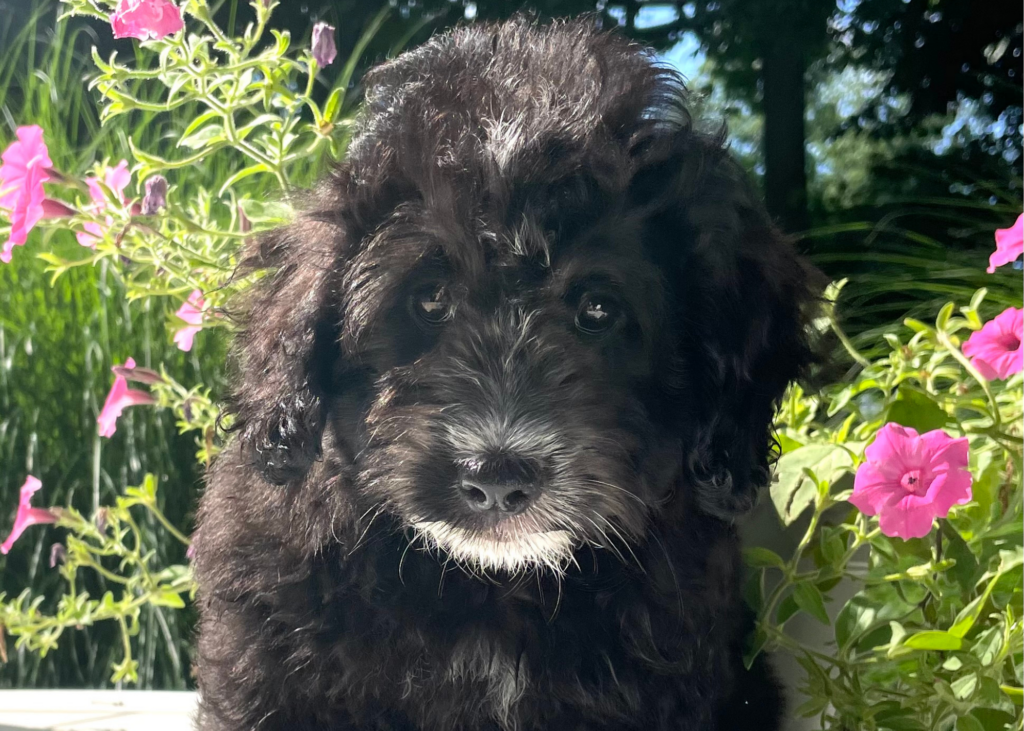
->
[{"left": 0, "top": 0, "right": 1020, "bottom": 689}]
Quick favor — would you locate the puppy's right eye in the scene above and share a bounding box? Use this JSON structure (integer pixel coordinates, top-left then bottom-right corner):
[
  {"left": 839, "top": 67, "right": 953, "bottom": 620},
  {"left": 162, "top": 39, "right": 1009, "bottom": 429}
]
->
[{"left": 411, "top": 284, "right": 453, "bottom": 326}]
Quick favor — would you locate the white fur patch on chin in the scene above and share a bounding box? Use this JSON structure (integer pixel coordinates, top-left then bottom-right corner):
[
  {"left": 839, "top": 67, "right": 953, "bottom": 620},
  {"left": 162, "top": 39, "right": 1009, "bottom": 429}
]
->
[{"left": 412, "top": 521, "right": 575, "bottom": 574}]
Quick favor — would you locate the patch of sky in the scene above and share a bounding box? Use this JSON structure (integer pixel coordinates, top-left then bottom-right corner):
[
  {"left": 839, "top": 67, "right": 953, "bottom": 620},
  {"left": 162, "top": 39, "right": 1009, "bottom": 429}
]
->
[{"left": 658, "top": 31, "right": 705, "bottom": 83}]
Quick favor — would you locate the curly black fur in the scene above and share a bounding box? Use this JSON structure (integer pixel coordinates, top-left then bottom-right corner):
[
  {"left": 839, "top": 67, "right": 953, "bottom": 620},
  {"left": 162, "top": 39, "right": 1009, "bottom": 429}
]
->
[{"left": 194, "top": 17, "right": 823, "bottom": 731}]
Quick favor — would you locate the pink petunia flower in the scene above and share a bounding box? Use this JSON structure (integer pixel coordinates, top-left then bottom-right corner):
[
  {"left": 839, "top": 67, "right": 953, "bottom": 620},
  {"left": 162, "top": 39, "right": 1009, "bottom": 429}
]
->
[
  {"left": 962, "top": 307, "right": 1023, "bottom": 381},
  {"left": 0, "top": 125, "right": 52, "bottom": 263},
  {"left": 111, "top": 0, "right": 185, "bottom": 41},
  {"left": 77, "top": 160, "right": 131, "bottom": 249},
  {"left": 173, "top": 290, "right": 205, "bottom": 352},
  {"left": 98, "top": 357, "right": 157, "bottom": 438},
  {"left": 1, "top": 476, "right": 59, "bottom": 555},
  {"left": 849, "top": 423, "right": 972, "bottom": 540},
  {"left": 988, "top": 214, "right": 1023, "bottom": 273}
]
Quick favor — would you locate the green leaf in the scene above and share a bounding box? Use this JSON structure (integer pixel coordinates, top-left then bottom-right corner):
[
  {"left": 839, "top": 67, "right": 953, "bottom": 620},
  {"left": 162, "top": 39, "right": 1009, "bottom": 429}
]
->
[
  {"left": 836, "top": 584, "right": 918, "bottom": 650},
  {"left": 178, "top": 123, "right": 225, "bottom": 150},
  {"left": 776, "top": 593, "right": 800, "bottom": 625},
  {"left": 180, "top": 110, "right": 220, "bottom": 139},
  {"left": 951, "top": 673, "right": 979, "bottom": 701},
  {"left": 150, "top": 591, "right": 186, "bottom": 609},
  {"left": 743, "top": 547, "right": 786, "bottom": 569},
  {"left": 936, "top": 301, "right": 955, "bottom": 331},
  {"left": 942, "top": 522, "right": 981, "bottom": 595},
  {"left": 955, "top": 715, "right": 984, "bottom": 731},
  {"left": 972, "top": 626, "right": 1003, "bottom": 667},
  {"left": 886, "top": 389, "right": 950, "bottom": 432},
  {"left": 1000, "top": 686, "right": 1023, "bottom": 705},
  {"left": 902, "top": 630, "right": 963, "bottom": 651},
  {"left": 323, "top": 87, "right": 345, "bottom": 123},
  {"left": 770, "top": 444, "right": 853, "bottom": 525},
  {"left": 219, "top": 163, "right": 271, "bottom": 196},
  {"left": 237, "top": 198, "right": 294, "bottom": 225},
  {"left": 742, "top": 627, "right": 768, "bottom": 670},
  {"left": 793, "top": 582, "right": 830, "bottom": 625},
  {"left": 111, "top": 657, "right": 139, "bottom": 684}
]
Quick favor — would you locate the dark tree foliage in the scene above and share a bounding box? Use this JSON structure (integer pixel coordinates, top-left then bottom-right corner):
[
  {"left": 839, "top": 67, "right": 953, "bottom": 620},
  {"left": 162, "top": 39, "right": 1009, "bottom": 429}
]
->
[{"left": 844, "top": 0, "right": 1022, "bottom": 122}]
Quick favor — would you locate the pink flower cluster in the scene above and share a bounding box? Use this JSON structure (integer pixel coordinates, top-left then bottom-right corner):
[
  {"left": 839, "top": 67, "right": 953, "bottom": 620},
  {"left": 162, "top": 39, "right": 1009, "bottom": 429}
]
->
[{"left": 848, "top": 213, "right": 1022, "bottom": 540}]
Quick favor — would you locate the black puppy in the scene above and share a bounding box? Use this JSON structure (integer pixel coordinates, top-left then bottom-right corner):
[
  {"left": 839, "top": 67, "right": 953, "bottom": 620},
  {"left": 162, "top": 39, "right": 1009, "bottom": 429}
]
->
[{"left": 194, "top": 17, "right": 821, "bottom": 731}]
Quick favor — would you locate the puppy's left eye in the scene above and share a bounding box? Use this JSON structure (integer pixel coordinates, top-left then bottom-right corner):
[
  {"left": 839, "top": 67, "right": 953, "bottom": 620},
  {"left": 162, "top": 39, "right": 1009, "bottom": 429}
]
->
[
  {"left": 412, "top": 284, "right": 453, "bottom": 326},
  {"left": 575, "top": 294, "right": 622, "bottom": 335}
]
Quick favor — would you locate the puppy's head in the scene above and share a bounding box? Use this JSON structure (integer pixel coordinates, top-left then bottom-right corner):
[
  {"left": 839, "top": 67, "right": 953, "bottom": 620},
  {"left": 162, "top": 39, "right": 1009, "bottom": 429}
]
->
[{"left": 229, "top": 19, "right": 821, "bottom": 574}]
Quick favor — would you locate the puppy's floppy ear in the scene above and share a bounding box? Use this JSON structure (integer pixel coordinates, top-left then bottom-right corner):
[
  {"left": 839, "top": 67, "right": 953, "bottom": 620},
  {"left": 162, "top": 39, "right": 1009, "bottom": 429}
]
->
[
  {"left": 229, "top": 207, "right": 346, "bottom": 486},
  {"left": 638, "top": 130, "right": 824, "bottom": 519}
]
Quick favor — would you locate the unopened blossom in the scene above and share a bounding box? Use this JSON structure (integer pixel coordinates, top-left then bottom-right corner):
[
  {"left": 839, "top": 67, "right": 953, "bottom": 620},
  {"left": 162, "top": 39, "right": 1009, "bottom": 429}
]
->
[
  {"left": 98, "top": 357, "right": 157, "bottom": 438},
  {"left": 77, "top": 160, "right": 131, "bottom": 249},
  {"left": 962, "top": 307, "right": 1023, "bottom": 381},
  {"left": 1, "top": 476, "right": 59, "bottom": 555},
  {"left": 141, "top": 175, "right": 167, "bottom": 215},
  {"left": 112, "top": 362, "right": 165, "bottom": 384},
  {"left": 111, "top": 0, "right": 184, "bottom": 41},
  {"left": 988, "top": 214, "right": 1023, "bottom": 273},
  {"left": 850, "top": 423, "right": 971, "bottom": 540},
  {"left": 173, "top": 290, "right": 205, "bottom": 352},
  {"left": 40, "top": 199, "right": 77, "bottom": 218},
  {"left": 49, "top": 543, "right": 67, "bottom": 568},
  {"left": 0, "top": 125, "right": 52, "bottom": 263},
  {"left": 311, "top": 22, "right": 338, "bottom": 67}
]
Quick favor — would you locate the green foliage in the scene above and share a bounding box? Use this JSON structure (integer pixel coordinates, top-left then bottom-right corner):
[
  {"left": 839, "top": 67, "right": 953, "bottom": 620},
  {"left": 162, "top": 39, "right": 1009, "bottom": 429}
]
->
[
  {"left": 0, "top": 0, "right": 387, "bottom": 687},
  {"left": 1, "top": 475, "right": 192, "bottom": 685},
  {"left": 755, "top": 286, "right": 1023, "bottom": 730}
]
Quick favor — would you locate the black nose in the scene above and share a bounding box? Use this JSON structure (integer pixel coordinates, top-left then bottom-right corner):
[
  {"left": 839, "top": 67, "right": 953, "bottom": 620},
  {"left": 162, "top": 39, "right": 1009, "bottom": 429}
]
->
[{"left": 458, "top": 456, "right": 539, "bottom": 515}]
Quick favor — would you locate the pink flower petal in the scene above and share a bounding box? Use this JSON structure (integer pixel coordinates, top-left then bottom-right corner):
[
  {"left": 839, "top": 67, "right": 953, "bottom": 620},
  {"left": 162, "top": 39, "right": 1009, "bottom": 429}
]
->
[
  {"left": 0, "top": 126, "right": 52, "bottom": 263},
  {"left": 850, "top": 462, "right": 895, "bottom": 515},
  {"left": 988, "top": 214, "right": 1023, "bottom": 273},
  {"left": 1, "top": 476, "right": 59, "bottom": 554},
  {"left": 79, "top": 161, "right": 131, "bottom": 248},
  {"left": 173, "top": 325, "right": 200, "bottom": 352},
  {"left": 111, "top": 0, "right": 185, "bottom": 41},
  {"left": 98, "top": 357, "right": 157, "bottom": 437},
  {"left": 878, "top": 493, "right": 939, "bottom": 540},
  {"left": 963, "top": 307, "right": 1023, "bottom": 381},
  {"left": 173, "top": 290, "right": 204, "bottom": 351}
]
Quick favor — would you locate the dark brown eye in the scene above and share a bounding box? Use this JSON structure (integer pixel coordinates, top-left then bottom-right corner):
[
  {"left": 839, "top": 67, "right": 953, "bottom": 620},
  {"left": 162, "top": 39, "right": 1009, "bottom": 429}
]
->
[
  {"left": 575, "top": 294, "right": 621, "bottom": 335},
  {"left": 412, "top": 284, "right": 452, "bottom": 326}
]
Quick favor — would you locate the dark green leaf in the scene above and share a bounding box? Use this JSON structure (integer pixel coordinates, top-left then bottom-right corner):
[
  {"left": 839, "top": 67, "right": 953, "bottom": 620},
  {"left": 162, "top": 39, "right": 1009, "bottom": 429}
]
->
[
  {"left": 743, "top": 547, "right": 786, "bottom": 569},
  {"left": 793, "top": 582, "right": 831, "bottom": 625},
  {"left": 886, "top": 388, "right": 950, "bottom": 432}
]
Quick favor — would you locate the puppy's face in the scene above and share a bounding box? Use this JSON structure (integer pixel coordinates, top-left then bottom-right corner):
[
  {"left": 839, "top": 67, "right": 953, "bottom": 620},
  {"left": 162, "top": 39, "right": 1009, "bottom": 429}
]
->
[
  {"left": 342, "top": 192, "right": 678, "bottom": 574},
  {"left": 232, "top": 22, "right": 819, "bottom": 577}
]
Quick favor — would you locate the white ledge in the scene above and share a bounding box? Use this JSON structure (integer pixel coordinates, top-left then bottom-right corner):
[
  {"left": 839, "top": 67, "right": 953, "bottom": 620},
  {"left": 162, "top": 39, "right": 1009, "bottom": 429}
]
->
[{"left": 0, "top": 690, "right": 197, "bottom": 731}]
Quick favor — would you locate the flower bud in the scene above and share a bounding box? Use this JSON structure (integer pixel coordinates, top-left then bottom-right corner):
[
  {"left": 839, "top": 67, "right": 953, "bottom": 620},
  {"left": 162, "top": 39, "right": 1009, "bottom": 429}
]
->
[
  {"left": 49, "top": 543, "right": 67, "bottom": 568},
  {"left": 94, "top": 508, "right": 109, "bottom": 535},
  {"left": 311, "top": 22, "right": 338, "bottom": 68},
  {"left": 112, "top": 363, "right": 165, "bottom": 384},
  {"left": 141, "top": 175, "right": 168, "bottom": 215},
  {"left": 40, "top": 199, "right": 78, "bottom": 219}
]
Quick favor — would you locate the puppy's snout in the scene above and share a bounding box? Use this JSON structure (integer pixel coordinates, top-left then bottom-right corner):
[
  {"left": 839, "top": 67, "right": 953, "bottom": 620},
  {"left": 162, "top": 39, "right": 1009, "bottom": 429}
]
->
[{"left": 458, "top": 455, "right": 540, "bottom": 515}]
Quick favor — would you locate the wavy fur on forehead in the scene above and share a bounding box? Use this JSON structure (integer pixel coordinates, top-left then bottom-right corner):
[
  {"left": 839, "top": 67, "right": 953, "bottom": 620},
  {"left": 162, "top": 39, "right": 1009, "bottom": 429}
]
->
[{"left": 196, "top": 15, "right": 823, "bottom": 731}]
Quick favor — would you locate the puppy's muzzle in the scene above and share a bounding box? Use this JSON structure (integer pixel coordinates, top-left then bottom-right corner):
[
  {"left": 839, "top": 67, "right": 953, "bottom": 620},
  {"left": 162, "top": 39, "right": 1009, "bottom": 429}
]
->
[{"left": 458, "top": 454, "right": 540, "bottom": 515}]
